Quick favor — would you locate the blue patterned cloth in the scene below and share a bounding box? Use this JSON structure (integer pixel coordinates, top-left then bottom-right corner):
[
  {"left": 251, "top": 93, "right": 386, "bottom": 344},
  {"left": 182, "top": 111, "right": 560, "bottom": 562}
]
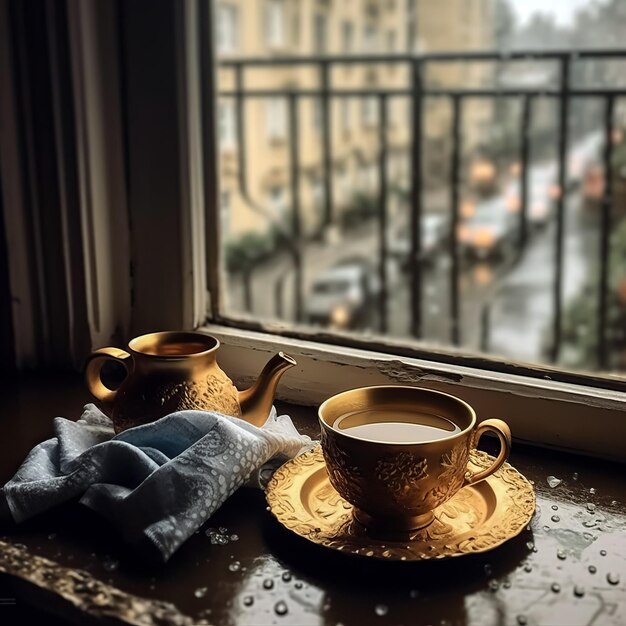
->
[{"left": 0, "top": 404, "right": 311, "bottom": 561}]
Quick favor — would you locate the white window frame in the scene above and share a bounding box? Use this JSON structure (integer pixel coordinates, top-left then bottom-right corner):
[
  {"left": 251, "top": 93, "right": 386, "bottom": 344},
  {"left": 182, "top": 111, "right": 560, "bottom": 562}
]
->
[
  {"left": 216, "top": 3, "right": 238, "bottom": 55},
  {"left": 265, "top": 0, "right": 285, "bottom": 48},
  {"left": 22, "top": 0, "right": 624, "bottom": 463},
  {"left": 265, "top": 97, "right": 287, "bottom": 141},
  {"left": 202, "top": 3, "right": 626, "bottom": 462}
]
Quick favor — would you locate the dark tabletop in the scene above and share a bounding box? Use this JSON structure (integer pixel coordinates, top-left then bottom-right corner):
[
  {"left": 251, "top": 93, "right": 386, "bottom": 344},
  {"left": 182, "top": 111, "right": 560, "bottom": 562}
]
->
[{"left": 0, "top": 374, "right": 624, "bottom": 626}]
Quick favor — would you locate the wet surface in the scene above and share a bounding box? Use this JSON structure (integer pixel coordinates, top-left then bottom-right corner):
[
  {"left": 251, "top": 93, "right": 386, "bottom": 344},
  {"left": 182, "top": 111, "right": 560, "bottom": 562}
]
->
[{"left": 0, "top": 375, "right": 624, "bottom": 625}]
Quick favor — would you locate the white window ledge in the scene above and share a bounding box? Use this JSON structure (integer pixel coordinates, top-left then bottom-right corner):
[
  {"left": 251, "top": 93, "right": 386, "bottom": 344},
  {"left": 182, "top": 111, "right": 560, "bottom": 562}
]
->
[{"left": 201, "top": 324, "right": 626, "bottom": 463}]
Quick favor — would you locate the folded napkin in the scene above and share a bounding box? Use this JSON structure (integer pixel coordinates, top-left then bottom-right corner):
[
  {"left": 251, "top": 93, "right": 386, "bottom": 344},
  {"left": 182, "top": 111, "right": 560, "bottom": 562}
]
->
[{"left": 0, "top": 404, "right": 311, "bottom": 561}]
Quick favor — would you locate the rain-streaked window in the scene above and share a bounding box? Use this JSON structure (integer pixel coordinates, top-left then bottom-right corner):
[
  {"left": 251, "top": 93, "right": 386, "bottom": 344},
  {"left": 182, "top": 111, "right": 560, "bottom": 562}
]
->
[{"left": 215, "top": 0, "right": 626, "bottom": 377}]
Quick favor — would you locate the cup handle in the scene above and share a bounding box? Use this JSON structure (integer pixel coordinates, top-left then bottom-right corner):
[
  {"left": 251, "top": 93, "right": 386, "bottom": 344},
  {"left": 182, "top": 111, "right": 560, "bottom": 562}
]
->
[
  {"left": 464, "top": 418, "right": 512, "bottom": 486},
  {"left": 85, "top": 347, "right": 133, "bottom": 404}
]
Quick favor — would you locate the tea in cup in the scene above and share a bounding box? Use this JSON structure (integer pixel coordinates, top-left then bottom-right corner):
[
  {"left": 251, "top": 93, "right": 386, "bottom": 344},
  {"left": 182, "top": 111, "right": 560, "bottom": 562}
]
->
[{"left": 319, "top": 385, "right": 511, "bottom": 532}]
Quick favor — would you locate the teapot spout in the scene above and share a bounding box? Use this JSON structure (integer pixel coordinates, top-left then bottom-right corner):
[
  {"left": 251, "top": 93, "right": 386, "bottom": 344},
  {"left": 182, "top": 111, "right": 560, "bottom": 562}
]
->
[{"left": 238, "top": 352, "right": 297, "bottom": 427}]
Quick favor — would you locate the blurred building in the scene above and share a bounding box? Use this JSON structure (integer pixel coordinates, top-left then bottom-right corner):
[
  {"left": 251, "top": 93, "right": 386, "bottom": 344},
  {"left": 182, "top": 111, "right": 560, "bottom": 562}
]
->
[{"left": 216, "top": 0, "right": 496, "bottom": 241}]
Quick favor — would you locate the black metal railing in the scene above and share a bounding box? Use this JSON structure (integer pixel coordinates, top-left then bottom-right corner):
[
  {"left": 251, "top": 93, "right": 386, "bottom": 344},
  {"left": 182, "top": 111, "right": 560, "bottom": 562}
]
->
[{"left": 218, "top": 49, "right": 626, "bottom": 368}]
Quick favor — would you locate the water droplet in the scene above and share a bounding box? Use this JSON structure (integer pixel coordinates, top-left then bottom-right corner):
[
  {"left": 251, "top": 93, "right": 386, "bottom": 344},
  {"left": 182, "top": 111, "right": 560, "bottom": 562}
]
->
[
  {"left": 230, "top": 534, "right": 239, "bottom": 541},
  {"left": 583, "top": 520, "right": 597, "bottom": 528},
  {"left": 47, "top": 533, "right": 57, "bottom": 540},
  {"left": 484, "top": 564, "right": 492, "bottom": 575},
  {"left": 503, "top": 578, "right": 512, "bottom": 589},
  {"left": 551, "top": 583, "right": 561, "bottom": 593},
  {"left": 243, "top": 595, "right": 254, "bottom": 606},
  {"left": 551, "top": 505, "right": 559, "bottom": 511},
  {"left": 572, "top": 472, "right": 579, "bottom": 481},
  {"left": 374, "top": 604, "right": 388, "bottom": 616},
  {"left": 489, "top": 580, "right": 499, "bottom": 592},
  {"left": 547, "top": 476, "right": 562, "bottom": 488},
  {"left": 526, "top": 541, "right": 535, "bottom": 551},
  {"left": 551, "top": 515, "right": 560, "bottom": 523},
  {"left": 218, "top": 526, "right": 228, "bottom": 533},
  {"left": 281, "top": 571, "right": 292, "bottom": 582},
  {"left": 274, "top": 600, "right": 288, "bottom": 616},
  {"left": 524, "top": 563, "right": 533, "bottom": 572},
  {"left": 588, "top": 565, "right": 597, "bottom": 574},
  {"left": 543, "top": 525, "right": 550, "bottom": 531},
  {"left": 557, "top": 549, "right": 567, "bottom": 560},
  {"left": 574, "top": 585, "right": 585, "bottom": 597},
  {"left": 263, "top": 578, "right": 274, "bottom": 589},
  {"left": 589, "top": 488, "right": 596, "bottom": 495},
  {"left": 228, "top": 560, "right": 241, "bottom": 572},
  {"left": 607, "top": 572, "right": 620, "bottom": 585},
  {"left": 102, "top": 556, "right": 119, "bottom": 572},
  {"left": 586, "top": 503, "right": 596, "bottom": 512},
  {"left": 600, "top": 549, "right": 607, "bottom": 556},
  {"left": 194, "top": 587, "right": 208, "bottom": 598},
  {"left": 294, "top": 581, "right": 303, "bottom": 589},
  {"left": 517, "top": 616, "right": 528, "bottom": 626}
]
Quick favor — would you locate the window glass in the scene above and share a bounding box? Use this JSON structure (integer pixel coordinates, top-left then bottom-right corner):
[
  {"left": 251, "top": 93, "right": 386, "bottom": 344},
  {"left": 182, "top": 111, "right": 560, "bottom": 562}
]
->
[{"left": 215, "top": 0, "right": 626, "bottom": 378}]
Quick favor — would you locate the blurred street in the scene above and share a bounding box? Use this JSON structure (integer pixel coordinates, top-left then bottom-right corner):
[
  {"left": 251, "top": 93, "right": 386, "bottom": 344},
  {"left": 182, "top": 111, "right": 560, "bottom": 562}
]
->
[
  {"left": 225, "top": 153, "right": 600, "bottom": 365},
  {"left": 227, "top": 117, "right": 620, "bottom": 362}
]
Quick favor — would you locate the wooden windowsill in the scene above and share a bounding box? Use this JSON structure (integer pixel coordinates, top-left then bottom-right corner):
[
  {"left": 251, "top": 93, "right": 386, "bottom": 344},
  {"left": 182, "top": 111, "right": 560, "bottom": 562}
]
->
[{"left": 0, "top": 373, "right": 624, "bottom": 626}]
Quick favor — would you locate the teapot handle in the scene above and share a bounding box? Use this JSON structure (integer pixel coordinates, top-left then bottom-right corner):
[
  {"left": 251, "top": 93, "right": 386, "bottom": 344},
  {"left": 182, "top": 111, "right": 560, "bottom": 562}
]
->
[{"left": 85, "top": 347, "right": 133, "bottom": 404}]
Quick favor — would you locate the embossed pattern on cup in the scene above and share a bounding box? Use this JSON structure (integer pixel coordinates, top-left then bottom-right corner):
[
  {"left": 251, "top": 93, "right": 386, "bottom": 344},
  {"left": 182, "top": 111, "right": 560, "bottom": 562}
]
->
[{"left": 319, "top": 386, "right": 511, "bottom": 532}]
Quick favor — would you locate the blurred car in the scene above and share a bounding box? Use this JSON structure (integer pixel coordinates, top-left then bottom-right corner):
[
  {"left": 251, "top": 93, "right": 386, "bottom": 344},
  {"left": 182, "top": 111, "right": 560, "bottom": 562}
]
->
[
  {"left": 388, "top": 213, "right": 449, "bottom": 271},
  {"left": 457, "top": 196, "right": 519, "bottom": 261},
  {"left": 305, "top": 258, "right": 378, "bottom": 330}
]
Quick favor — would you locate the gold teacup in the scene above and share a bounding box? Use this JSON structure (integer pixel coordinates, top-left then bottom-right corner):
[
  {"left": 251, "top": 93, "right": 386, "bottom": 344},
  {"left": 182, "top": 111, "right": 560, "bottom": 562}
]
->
[{"left": 319, "top": 385, "right": 511, "bottom": 532}]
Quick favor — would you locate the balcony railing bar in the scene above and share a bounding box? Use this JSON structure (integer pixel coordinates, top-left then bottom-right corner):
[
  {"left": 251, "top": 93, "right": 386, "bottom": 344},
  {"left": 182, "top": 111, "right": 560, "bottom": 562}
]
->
[
  {"left": 220, "top": 50, "right": 626, "bottom": 372},
  {"left": 550, "top": 57, "right": 571, "bottom": 363},
  {"left": 320, "top": 62, "right": 334, "bottom": 228},
  {"left": 410, "top": 59, "right": 424, "bottom": 339},
  {"left": 288, "top": 92, "right": 304, "bottom": 323},
  {"left": 598, "top": 95, "right": 615, "bottom": 370},
  {"left": 519, "top": 95, "right": 531, "bottom": 251},
  {"left": 219, "top": 48, "right": 626, "bottom": 67},
  {"left": 450, "top": 95, "right": 462, "bottom": 347},
  {"left": 378, "top": 93, "right": 388, "bottom": 334},
  {"left": 220, "top": 88, "right": 626, "bottom": 98}
]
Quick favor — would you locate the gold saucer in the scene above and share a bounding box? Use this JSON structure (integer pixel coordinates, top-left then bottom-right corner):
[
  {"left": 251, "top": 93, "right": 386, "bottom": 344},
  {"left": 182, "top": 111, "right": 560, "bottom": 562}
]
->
[{"left": 266, "top": 446, "right": 535, "bottom": 560}]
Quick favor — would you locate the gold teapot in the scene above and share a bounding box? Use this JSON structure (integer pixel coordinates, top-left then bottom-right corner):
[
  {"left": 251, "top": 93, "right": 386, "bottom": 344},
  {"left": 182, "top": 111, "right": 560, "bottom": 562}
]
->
[{"left": 85, "top": 331, "right": 296, "bottom": 432}]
